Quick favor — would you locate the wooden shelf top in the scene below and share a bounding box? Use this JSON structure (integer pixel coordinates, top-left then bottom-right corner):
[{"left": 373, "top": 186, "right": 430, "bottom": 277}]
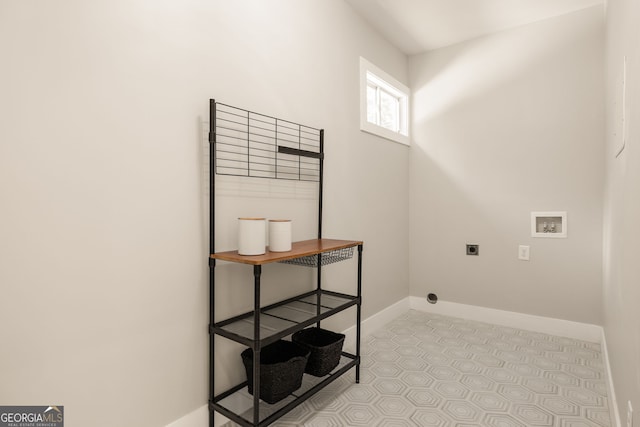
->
[{"left": 211, "top": 238, "right": 363, "bottom": 265}]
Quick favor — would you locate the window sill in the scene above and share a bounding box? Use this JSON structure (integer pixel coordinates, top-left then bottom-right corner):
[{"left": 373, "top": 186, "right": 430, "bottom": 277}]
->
[{"left": 360, "top": 121, "right": 410, "bottom": 146}]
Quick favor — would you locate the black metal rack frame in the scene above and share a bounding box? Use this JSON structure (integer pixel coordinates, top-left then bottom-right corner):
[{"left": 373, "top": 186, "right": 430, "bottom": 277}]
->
[{"left": 208, "top": 99, "right": 362, "bottom": 427}]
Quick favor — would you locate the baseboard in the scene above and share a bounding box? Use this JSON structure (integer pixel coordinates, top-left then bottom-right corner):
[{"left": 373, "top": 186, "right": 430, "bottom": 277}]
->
[
  {"left": 601, "top": 330, "right": 622, "bottom": 427},
  {"left": 165, "top": 404, "right": 209, "bottom": 427},
  {"left": 342, "top": 297, "right": 410, "bottom": 352},
  {"left": 409, "top": 296, "right": 603, "bottom": 343}
]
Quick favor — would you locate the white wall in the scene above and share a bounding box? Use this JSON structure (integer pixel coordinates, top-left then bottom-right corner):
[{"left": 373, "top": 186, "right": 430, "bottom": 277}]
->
[
  {"left": 409, "top": 6, "right": 605, "bottom": 325},
  {"left": 603, "top": 0, "right": 640, "bottom": 421},
  {"left": 0, "top": 1, "right": 409, "bottom": 426}
]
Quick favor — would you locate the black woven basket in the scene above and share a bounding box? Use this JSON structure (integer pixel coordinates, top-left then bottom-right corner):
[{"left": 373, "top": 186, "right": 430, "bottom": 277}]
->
[
  {"left": 241, "top": 340, "right": 310, "bottom": 404},
  {"left": 292, "top": 327, "right": 345, "bottom": 377}
]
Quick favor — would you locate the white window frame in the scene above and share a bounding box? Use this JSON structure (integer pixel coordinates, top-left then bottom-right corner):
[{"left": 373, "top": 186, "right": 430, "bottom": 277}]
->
[{"left": 360, "top": 57, "right": 410, "bottom": 146}]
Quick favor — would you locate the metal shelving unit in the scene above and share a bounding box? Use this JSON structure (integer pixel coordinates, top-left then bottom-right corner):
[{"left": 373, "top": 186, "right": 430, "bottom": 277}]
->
[{"left": 208, "top": 100, "right": 363, "bottom": 427}]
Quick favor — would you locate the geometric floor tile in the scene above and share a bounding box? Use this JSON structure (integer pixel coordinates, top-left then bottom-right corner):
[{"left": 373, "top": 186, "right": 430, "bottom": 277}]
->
[
  {"left": 470, "top": 391, "right": 510, "bottom": 412},
  {"left": 225, "top": 310, "right": 613, "bottom": 426}
]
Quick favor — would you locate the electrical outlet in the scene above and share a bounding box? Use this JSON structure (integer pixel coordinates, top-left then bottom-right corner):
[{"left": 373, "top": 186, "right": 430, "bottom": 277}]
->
[
  {"left": 518, "top": 245, "right": 530, "bottom": 261},
  {"left": 627, "top": 401, "right": 633, "bottom": 427}
]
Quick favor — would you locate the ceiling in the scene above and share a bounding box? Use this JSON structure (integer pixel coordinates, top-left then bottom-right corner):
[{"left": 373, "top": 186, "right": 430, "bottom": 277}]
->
[{"left": 345, "top": 0, "right": 604, "bottom": 55}]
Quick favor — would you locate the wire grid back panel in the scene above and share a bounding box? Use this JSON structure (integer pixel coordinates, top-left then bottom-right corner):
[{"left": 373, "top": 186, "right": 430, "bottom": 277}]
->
[{"left": 214, "top": 103, "right": 321, "bottom": 181}]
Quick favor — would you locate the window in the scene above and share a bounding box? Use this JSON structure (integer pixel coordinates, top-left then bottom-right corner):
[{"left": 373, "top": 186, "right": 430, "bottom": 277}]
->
[{"left": 360, "top": 57, "right": 410, "bottom": 146}]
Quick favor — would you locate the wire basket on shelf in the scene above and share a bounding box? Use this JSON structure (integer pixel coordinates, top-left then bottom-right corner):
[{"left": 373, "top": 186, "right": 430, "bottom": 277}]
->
[{"left": 279, "top": 247, "right": 354, "bottom": 268}]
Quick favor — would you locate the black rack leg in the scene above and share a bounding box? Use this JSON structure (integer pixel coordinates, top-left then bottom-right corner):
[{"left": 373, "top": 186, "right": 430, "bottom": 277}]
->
[
  {"left": 356, "top": 244, "right": 363, "bottom": 384},
  {"left": 316, "top": 254, "right": 322, "bottom": 328},
  {"left": 253, "top": 265, "right": 262, "bottom": 426},
  {"left": 209, "top": 259, "right": 216, "bottom": 427},
  {"left": 209, "top": 99, "right": 217, "bottom": 427}
]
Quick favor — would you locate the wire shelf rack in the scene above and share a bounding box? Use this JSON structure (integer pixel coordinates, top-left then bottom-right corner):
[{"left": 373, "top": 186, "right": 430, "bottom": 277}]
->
[
  {"left": 214, "top": 102, "right": 322, "bottom": 182},
  {"left": 279, "top": 247, "right": 354, "bottom": 268}
]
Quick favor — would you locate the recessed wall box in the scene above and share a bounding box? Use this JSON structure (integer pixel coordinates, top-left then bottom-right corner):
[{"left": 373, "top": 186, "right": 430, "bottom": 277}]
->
[{"left": 531, "top": 211, "right": 567, "bottom": 238}]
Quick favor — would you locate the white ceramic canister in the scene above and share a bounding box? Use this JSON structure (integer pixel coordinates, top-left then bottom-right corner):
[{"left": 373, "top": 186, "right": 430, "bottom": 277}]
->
[
  {"left": 238, "top": 218, "right": 266, "bottom": 255},
  {"left": 268, "top": 219, "right": 292, "bottom": 252}
]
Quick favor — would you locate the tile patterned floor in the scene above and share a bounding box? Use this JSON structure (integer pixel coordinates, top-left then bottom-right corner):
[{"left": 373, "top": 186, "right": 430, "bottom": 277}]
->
[{"left": 226, "top": 310, "right": 612, "bottom": 426}]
